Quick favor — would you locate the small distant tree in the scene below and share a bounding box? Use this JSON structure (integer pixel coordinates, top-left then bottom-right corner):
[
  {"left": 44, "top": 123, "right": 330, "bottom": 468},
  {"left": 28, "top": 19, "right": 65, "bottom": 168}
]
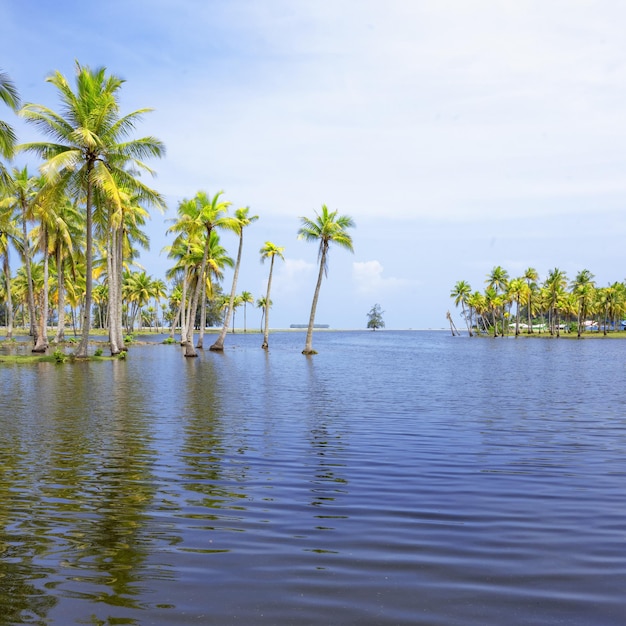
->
[{"left": 367, "top": 303, "right": 385, "bottom": 330}]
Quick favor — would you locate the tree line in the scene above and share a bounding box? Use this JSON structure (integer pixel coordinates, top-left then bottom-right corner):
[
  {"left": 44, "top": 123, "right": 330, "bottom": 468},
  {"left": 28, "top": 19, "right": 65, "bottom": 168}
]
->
[
  {"left": 451, "top": 266, "right": 626, "bottom": 338},
  {"left": 0, "top": 63, "right": 354, "bottom": 357}
]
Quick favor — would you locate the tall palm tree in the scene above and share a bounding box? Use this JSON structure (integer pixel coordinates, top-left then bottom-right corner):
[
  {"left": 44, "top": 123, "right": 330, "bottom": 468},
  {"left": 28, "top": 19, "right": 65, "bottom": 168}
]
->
[
  {"left": 297, "top": 205, "right": 355, "bottom": 355},
  {"left": 571, "top": 269, "right": 595, "bottom": 338},
  {"left": 522, "top": 267, "right": 539, "bottom": 333},
  {"left": 19, "top": 61, "right": 165, "bottom": 357},
  {"left": 450, "top": 280, "right": 472, "bottom": 337},
  {"left": 167, "top": 190, "right": 231, "bottom": 357},
  {"left": 0, "top": 193, "right": 22, "bottom": 338},
  {"left": 259, "top": 241, "right": 285, "bottom": 349},
  {"left": 0, "top": 70, "right": 20, "bottom": 186},
  {"left": 485, "top": 265, "right": 509, "bottom": 336},
  {"left": 506, "top": 277, "right": 527, "bottom": 337},
  {"left": 544, "top": 267, "right": 568, "bottom": 336},
  {"left": 210, "top": 207, "right": 258, "bottom": 351},
  {"left": 0, "top": 167, "right": 44, "bottom": 348}
]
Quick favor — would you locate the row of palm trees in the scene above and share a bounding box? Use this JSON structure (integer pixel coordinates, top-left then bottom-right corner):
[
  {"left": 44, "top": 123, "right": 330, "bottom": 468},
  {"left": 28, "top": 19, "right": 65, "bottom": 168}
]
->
[
  {"left": 1, "top": 63, "right": 355, "bottom": 356},
  {"left": 451, "top": 266, "right": 626, "bottom": 338}
]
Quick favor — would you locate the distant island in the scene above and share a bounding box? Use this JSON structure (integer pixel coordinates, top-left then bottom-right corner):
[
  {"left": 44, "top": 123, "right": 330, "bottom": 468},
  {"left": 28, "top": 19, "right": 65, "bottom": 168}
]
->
[{"left": 290, "top": 324, "right": 330, "bottom": 329}]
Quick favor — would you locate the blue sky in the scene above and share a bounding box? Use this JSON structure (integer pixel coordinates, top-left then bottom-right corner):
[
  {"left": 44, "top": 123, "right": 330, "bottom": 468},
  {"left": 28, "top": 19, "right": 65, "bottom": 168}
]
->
[{"left": 3, "top": 0, "right": 626, "bottom": 329}]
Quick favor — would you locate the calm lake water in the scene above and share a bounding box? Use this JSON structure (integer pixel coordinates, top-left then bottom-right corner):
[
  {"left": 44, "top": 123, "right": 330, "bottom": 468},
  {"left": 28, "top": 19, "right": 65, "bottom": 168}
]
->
[{"left": 1, "top": 330, "right": 625, "bottom": 625}]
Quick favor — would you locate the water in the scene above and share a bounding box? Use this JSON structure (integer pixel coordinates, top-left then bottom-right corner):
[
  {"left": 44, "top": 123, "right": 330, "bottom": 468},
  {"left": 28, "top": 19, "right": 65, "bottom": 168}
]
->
[{"left": 1, "top": 330, "right": 625, "bottom": 624}]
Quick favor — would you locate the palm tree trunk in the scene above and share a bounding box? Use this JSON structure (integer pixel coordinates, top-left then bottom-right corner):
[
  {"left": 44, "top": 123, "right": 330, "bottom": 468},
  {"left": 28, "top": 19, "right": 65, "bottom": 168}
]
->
[
  {"left": 76, "top": 168, "right": 94, "bottom": 358},
  {"left": 210, "top": 233, "right": 244, "bottom": 352},
  {"left": 32, "top": 232, "right": 49, "bottom": 352},
  {"left": 196, "top": 278, "right": 207, "bottom": 348},
  {"left": 3, "top": 254, "right": 13, "bottom": 339},
  {"left": 54, "top": 251, "right": 66, "bottom": 343},
  {"left": 303, "top": 244, "right": 327, "bottom": 355},
  {"left": 21, "top": 201, "right": 38, "bottom": 343}
]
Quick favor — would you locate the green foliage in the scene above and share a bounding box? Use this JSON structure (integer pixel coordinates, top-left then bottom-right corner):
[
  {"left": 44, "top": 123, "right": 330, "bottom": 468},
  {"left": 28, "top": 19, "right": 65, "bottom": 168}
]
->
[
  {"left": 162, "top": 337, "right": 176, "bottom": 344},
  {"left": 52, "top": 349, "right": 66, "bottom": 364},
  {"left": 94, "top": 347, "right": 103, "bottom": 356},
  {"left": 124, "top": 334, "right": 134, "bottom": 344},
  {"left": 366, "top": 303, "right": 385, "bottom": 330},
  {"left": 117, "top": 351, "right": 127, "bottom": 360}
]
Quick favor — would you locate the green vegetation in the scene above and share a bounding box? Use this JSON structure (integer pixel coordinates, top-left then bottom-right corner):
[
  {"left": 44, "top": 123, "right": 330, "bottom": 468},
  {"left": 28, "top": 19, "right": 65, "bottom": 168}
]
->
[
  {"left": 366, "top": 304, "right": 385, "bottom": 330},
  {"left": 0, "top": 65, "right": 358, "bottom": 358},
  {"left": 451, "top": 267, "right": 626, "bottom": 338}
]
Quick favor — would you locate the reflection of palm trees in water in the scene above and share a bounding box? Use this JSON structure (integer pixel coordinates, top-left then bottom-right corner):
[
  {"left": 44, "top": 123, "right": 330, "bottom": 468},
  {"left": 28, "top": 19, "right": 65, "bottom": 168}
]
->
[{"left": 304, "top": 359, "right": 349, "bottom": 514}]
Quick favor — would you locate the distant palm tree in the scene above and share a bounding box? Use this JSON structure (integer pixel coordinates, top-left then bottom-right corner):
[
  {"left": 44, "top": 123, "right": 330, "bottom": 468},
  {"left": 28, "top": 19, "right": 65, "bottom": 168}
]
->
[
  {"left": 298, "top": 205, "right": 355, "bottom": 355},
  {"left": 450, "top": 280, "right": 472, "bottom": 336},
  {"left": 259, "top": 241, "right": 284, "bottom": 349},
  {"left": 239, "top": 290, "right": 254, "bottom": 333}
]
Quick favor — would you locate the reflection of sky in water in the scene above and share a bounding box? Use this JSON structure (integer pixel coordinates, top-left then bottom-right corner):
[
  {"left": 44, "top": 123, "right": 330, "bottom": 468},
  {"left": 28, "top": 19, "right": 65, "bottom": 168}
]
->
[{"left": 1, "top": 331, "right": 626, "bottom": 624}]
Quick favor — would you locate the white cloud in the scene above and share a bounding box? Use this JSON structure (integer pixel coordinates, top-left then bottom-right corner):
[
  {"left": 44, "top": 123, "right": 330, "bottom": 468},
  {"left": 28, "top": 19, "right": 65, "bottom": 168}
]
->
[{"left": 353, "top": 261, "right": 412, "bottom": 296}]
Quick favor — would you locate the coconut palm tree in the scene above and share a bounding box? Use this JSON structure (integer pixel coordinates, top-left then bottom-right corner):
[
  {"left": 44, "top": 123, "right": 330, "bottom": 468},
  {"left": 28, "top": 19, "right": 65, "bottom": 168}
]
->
[
  {"left": 210, "top": 206, "right": 259, "bottom": 351},
  {"left": 297, "top": 205, "right": 355, "bottom": 355},
  {"left": 239, "top": 290, "right": 254, "bottom": 333},
  {"left": 0, "top": 167, "right": 45, "bottom": 348},
  {"left": 259, "top": 241, "right": 285, "bottom": 349},
  {"left": 544, "top": 267, "right": 568, "bottom": 336},
  {"left": 522, "top": 267, "right": 539, "bottom": 333},
  {"left": 506, "top": 277, "right": 527, "bottom": 336},
  {"left": 19, "top": 61, "right": 165, "bottom": 357},
  {"left": 450, "top": 280, "right": 472, "bottom": 336},
  {"left": 571, "top": 269, "right": 595, "bottom": 338},
  {"left": 167, "top": 190, "right": 231, "bottom": 357},
  {"left": 0, "top": 195, "right": 21, "bottom": 338}
]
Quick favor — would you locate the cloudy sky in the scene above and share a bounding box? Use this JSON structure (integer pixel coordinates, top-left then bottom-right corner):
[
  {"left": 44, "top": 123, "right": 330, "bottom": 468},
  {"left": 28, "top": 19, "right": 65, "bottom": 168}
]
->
[{"left": 3, "top": 0, "right": 626, "bottom": 329}]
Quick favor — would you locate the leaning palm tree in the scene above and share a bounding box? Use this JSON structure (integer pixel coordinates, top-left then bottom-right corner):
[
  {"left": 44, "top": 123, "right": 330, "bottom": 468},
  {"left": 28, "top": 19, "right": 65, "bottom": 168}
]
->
[
  {"left": 210, "top": 206, "right": 259, "bottom": 351},
  {"left": 259, "top": 241, "right": 285, "bottom": 348},
  {"left": 19, "top": 61, "right": 165, "bottom": 357},
  {"left": 297, "top": 205, "right": 355, "bottom": 355},
  {"left": 450, "top": 280, "right": 472, "bottom": 337}
]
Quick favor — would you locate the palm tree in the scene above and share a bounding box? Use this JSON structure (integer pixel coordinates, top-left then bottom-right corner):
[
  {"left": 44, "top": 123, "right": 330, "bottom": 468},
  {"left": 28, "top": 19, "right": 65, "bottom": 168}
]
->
[
  {"left": 256, "top": 296, "right": 272, "bottom": 332},
  {"left": 0, "top": 167, "right": 45, "bottom": 348},
  {"left": 522, "top": 267, "right": 539, "bottom": 333},
  {"left": 0, "top": 194, "right": 21, "bottom": 338},
  {"left": 485, "top": 265, "right": 509, "bottom": 336},
  {"left": 0, "top": 70, "right": 20, "bottom": 186},
  {"left": 544, "top": 267, "right": 568, "bottom": 336},
  {"left": 19, "top": 62, "right": 165, "bottom": 357},
  {"left": 297, "top": 205, "right": 355, "bottom": 355},
  {"left": 210, "top": 206, "right": 259, "bottom": 351},
  {"left": 571, "top": 269, "right": 595, "bottom": 338},
  {"left": 506, "top": 277, "right": 527, "bottom": 336},
  {"left": 259, "top": 241, "right": 285, "bottom": 349},
  {"left": 167, "top": 191, "right": 231, "bottom": 357},
  {"left": 239, "top": 290, "right": 254, "bottom": 333},
  {"left": 450, "top": 280, "right": 472, "bottom": 337}
]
